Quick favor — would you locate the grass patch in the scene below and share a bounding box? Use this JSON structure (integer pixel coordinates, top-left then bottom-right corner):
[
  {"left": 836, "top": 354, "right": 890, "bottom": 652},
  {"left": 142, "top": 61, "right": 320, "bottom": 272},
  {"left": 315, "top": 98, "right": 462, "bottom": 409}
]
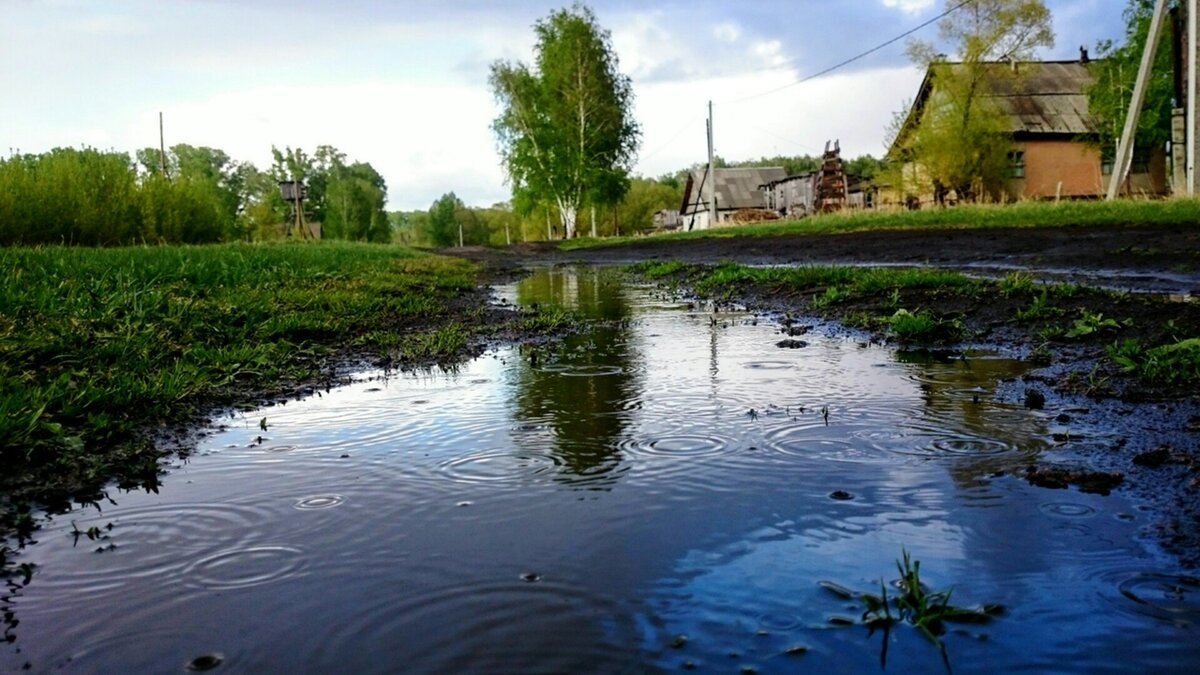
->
[
  {"left": 1109, "top": 337, "right": 1200, "bottom": 386},
  {"left": 887, "top": 309, "right": 964, "bottom": 343},
  {"left": 0, "top": 241, "right": 482, "bottom": 505},
  {"left": 564, "top": 199, "right": 1200, "bottom": 250}
]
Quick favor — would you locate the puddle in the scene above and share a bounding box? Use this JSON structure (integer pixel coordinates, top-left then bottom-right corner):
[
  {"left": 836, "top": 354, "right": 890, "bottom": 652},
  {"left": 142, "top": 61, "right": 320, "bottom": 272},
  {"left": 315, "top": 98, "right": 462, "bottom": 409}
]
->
[{"left": 4, "top": 266, "right": 1199, "bottom": 673}]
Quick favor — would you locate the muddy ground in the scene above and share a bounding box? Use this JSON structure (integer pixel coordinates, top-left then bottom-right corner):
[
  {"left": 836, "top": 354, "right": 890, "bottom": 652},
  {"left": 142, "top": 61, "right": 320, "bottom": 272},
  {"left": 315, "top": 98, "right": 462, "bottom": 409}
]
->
[
  {"left": 455, "top": 223, "right": 1200, "bottom": 294},
  {"left": 448, "top": 223, "right": 1200, "bottom": 566}
]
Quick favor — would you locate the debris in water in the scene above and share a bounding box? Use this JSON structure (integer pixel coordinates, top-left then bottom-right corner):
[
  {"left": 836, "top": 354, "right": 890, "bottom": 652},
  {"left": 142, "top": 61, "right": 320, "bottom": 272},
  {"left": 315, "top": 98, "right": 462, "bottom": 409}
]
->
[
  {"left": 186, "top": 654, "right": 224, "bottom": 671},
  {"left": 830, "top": 490, "right": 854, "bottom": 501},
  {"left": 520, "top": 572, "right": 542, "bottom": 582},
  {"left": 776, "top": 339, "right": 808, "bottom": 349},
  {"left": 1024, "top": 389, "right": 1046, "bottom": 410}
]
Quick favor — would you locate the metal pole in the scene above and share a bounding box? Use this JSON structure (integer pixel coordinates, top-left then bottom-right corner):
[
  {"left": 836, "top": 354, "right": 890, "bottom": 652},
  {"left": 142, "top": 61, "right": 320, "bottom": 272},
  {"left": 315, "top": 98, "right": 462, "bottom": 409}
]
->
[
  {"left": 1189, "top": 0, "right": 1197, "bottom": 195},
  {"left": 1107, "top": 0, "right": 1169, "bottom": 200},
  {"left": 707, "top": 101, "right": 716, "bottom": 226}
]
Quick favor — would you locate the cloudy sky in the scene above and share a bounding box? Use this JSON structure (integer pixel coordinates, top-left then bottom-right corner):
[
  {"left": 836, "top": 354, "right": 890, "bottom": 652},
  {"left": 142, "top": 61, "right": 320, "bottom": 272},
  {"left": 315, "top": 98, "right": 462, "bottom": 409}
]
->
[{"left": 2, "top": 0, "right": 1125, "bottom": 210}]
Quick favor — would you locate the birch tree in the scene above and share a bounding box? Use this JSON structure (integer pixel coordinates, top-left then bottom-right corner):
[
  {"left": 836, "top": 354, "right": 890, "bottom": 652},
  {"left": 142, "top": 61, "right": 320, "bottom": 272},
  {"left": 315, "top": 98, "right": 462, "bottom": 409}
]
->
[{"left": 490, "top": 4, "right": 639, "bottom": 239}]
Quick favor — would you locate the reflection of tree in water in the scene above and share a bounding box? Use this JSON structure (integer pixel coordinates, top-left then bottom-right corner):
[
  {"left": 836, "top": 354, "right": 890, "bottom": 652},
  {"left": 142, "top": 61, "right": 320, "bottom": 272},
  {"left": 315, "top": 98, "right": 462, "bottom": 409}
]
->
[
  {"left": 512, "top": 268, "right": 641, "bottom": 488},
  {"left": 894, "top": 349, "right": 1050, "bottom": 484}
]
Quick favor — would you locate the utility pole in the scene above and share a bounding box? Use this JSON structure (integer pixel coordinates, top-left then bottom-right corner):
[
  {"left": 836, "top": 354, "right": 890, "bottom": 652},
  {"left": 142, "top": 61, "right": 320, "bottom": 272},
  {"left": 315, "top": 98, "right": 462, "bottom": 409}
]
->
[
  {"left": 1188, "top": 0, "right": 1197, "bottom": 194},
  {"left": 158, "top": 112, "right": 168, "bottom": 179},
  {"left": 1107, "top": 0, "right": 1168, "bottom": 200},
  {"left": 707, "top": 100, "right": 717, "bottom": 227}
]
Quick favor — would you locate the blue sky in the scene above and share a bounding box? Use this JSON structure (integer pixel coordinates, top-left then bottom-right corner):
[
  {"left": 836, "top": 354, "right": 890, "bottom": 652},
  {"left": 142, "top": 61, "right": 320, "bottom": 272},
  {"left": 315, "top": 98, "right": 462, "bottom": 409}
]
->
[{"left": 2, "top": 1, "right": 1125, "bottom": 210}]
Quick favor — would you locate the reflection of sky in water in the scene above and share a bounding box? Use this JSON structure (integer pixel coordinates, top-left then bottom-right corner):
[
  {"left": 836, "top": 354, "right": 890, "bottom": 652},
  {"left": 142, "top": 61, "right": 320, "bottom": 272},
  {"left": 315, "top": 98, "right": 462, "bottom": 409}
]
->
[{"left": 4, "top": 267, "right": 1199, "bottom": 674}]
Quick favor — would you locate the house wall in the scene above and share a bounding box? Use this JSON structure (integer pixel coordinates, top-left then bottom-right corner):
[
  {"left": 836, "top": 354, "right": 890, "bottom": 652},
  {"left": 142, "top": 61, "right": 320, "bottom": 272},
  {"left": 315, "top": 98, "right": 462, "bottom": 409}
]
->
[{"left": 1008, "top": 139, "right": 1167, "bottom": 200}]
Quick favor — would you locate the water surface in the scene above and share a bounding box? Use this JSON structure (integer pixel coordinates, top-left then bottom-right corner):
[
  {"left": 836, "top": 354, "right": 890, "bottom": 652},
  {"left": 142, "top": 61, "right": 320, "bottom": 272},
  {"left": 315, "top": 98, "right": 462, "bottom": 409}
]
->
[{"left": 4, "top": 267, "right": 1198, "bottom": 673}]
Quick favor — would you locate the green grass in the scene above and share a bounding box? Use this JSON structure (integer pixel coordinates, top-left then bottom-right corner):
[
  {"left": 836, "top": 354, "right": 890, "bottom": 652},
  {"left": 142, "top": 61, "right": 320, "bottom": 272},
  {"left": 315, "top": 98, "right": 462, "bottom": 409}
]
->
[
  {"left": 564, "top": 199, "right": 1200, "bottom": 250},
  {"left": 0, "top": 241, "right": 482, "bottom": 502},
  {"left": 1109, "top": 337, "right": 1200, "bottom": 386}
]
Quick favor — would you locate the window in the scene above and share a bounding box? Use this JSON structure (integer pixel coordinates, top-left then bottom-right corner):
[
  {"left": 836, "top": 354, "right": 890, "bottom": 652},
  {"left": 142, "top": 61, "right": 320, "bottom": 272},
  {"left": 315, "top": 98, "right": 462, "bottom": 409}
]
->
[
  {"left": 1008, "top": 150, "right": 1025, "bottom": 178},
  {"left": 1102, "top": 146, "right": 1152, "bottom": 175}
]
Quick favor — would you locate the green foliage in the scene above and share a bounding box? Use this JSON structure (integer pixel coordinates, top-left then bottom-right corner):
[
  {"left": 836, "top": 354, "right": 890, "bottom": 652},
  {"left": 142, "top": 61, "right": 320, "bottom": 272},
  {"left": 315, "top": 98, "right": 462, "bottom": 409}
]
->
[
  {"left": 0, "top": 243, "right": 477, "bottom": 499},
  {"left": 887, "top": 308, "right": 964, "bottom": 343},
  {"left": 1087, "top": 0, "right": 1175, "bottom": 152},
  {"left": 428, "top": 192, "right": 466, "bottom": 247},
  {"left": 490, "top": 3, "right": 640, "bottom": 238},
  {"left": 898, "top": 0, "right": 1055, "bottom": 200},
  {"left": 1064, "top": 310, "right": 1124, "bottom": 338},
  {"left": 629, "top": 260, "right": 687, "bottom": 279},
  {"left": 1109, "top": 337, "right": 1200, "bottom": 386},
  {"left": 1014, "top": 289, "right": 1062, "bottom": 321},
  {"left": 270, "top": 145, "right": 391, "bottom": 243}
]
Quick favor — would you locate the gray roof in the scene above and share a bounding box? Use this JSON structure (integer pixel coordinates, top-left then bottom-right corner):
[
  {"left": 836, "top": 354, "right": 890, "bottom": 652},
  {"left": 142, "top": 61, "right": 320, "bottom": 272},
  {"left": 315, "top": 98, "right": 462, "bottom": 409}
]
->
[
  {"left": 989, "top": 61, "right": 1097, "bottom": 134},
  {"left": 682, "top": 167, "right": 787, "bottom": 214},
  {"left": 891, "top": 59, "right": 1099, "bottom": 156}
]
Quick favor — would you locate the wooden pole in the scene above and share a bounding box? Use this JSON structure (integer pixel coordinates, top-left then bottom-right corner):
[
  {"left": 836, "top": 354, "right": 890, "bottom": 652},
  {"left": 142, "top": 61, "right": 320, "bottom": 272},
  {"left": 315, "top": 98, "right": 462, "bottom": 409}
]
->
[
  {"left": 158, "top": 112, "right": 167, "bottom": 179},
  {"left": 707, "top": 101, "right": 717, "bottom": 226},
  {"left": 1188, "top": 0, "right": 1197, "bottom": 195},
  {"left": 1107, "top": 0, "right": 1169, "bottom": 200}
]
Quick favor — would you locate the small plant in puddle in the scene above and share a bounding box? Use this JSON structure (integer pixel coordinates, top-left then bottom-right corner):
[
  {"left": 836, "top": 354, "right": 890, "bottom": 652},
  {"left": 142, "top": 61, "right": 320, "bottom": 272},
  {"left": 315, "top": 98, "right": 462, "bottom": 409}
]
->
[
  {"left": 884, "top": 288, "right": 903, "bottom": 309},
  {"left": 842, "top": 548, "right": 1001, "bottom": 670}
]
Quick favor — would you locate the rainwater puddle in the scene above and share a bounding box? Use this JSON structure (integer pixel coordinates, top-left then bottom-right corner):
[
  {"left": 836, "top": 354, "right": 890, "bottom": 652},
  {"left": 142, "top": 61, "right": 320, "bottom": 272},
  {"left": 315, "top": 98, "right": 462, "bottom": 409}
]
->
[{"left": 4, "top": 267, "right": 1198, "bottom": 673}]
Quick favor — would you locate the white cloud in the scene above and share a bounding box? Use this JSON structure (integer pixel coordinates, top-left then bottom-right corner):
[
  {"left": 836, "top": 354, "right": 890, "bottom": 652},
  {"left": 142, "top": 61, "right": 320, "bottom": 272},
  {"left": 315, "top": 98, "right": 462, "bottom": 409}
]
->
[
  {"left": 712, "top": 21, "right": 742, "bottom": 44},
  {"left": 882, "top": 0, "right": 938, "bottom": 13}
]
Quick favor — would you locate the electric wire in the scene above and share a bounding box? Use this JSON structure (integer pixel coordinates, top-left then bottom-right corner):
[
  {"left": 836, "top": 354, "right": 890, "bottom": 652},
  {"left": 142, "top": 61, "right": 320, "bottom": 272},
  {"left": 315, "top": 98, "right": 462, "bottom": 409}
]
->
[{"left": 719, "top": 0, "right": 975, "bottom": 106}]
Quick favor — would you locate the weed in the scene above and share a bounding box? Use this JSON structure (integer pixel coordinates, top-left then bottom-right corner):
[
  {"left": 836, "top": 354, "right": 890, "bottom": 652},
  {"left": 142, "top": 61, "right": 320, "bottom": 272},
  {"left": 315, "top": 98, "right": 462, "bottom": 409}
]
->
[
  {"left": 1064, "top": 310, "right": 1125, "bottom": 339},
  {"left": 884, "top": 288, "right": 903, "bottom": 309},
  {"left": 811, "top": 286, "right": 851, "bottom": 309},
  {"left": 887, "top": 309, "right": 963, "bottom": 343},
  {"left": 1109, "top": 337, "right": 1200, "bottom": 386},
  {"left": 999, "top": 272, "right": 1035, "bottom": 297},
  {"left": 1014, "top": 289, "right": 1062, "bottom": 322}
]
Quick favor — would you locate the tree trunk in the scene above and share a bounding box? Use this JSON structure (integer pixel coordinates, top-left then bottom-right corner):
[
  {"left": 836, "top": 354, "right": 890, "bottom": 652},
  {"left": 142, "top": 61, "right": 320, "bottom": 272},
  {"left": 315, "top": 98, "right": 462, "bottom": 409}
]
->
[{"left": 590, "top": 205, "right": 596, "bottom": 238}]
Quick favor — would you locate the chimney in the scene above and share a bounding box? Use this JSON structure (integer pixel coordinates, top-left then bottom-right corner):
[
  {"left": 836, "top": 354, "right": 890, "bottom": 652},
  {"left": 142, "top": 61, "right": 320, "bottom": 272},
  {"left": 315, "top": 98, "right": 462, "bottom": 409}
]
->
[{"left": 1080, "top": 45, "right": 1090, "bottom": 64}]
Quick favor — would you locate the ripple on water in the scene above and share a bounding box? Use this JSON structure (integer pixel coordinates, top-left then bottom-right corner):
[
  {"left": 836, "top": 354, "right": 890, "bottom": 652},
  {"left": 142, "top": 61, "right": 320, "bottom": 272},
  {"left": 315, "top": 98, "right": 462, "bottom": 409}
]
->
[
  {"left": 183, "top": 545, "right": 308, "bottom": 591},
  {"left": 436, "top": 450, "right": 562, "bottom": 486},
  {"left": 314, "top": 579, "right": 645, "bottom": 673},
  {"left": 55, "top": 626, "right": 218, "bottom": 673},
  {"left": 1039, "top": 502, "right": 1098, "bottom": 518},
  {"left": 1113, "top": 572, "right": 1200, "bottom": 627},
  {"left": 293, "top": 494, "right": 347, "bottom": 510},
  {"left": 37, "top": 502, "right": 274, "bottom": 601}
]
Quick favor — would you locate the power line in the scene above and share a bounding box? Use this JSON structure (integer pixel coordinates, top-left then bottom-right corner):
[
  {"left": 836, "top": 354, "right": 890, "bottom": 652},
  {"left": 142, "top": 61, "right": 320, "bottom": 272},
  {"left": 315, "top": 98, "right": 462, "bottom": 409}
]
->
[
  {"left": 720, "top": 0, "right": 974, "bottom": 106},
  {"left": 638, "top": 117, "right": 702, "bottom": 164}
]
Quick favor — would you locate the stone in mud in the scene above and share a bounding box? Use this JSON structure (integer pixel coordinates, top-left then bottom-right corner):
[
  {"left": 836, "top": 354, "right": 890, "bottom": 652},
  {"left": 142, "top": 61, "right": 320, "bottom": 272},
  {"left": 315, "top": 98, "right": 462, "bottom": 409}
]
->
[
  {"left": 776, "top": 339, "right": 808, "bottom": 349},
  {"left": 829, "top": 490, "right": 854, "bottom": 500},
  {"left": 1025, "top": 466, "right": 1124, "bottom": 495},
  {"left": 1133, "top": 446, "right": 1172, "bottom": 468},
  {"left": 1024, "top": 388, "right": 1046, "bottom": 410},
  {"left": 782, "top": 325, "right": 810, "bottom": 337}
]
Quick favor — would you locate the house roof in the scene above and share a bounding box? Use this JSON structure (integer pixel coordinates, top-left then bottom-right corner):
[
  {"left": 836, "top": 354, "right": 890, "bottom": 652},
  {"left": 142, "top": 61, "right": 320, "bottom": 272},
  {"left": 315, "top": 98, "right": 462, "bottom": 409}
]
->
[
  {"left": 890, "top": 59, "right": 1098, "bottom": 157},
  {"left": 681, "top": 167, "right": 787, "bottom": 214}
]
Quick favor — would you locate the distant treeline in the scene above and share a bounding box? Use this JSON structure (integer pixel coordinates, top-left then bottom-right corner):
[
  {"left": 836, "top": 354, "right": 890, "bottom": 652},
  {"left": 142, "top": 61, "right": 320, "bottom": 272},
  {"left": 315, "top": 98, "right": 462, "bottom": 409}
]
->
[
  {"left": 393, "top": 152, "right": 886, "bottom": 246},
  {"left": 0, "top": 144, "right": 389, "bottom": 246},
  {"left": 0, "top": 147, "right": 885, "bottom": 247}
]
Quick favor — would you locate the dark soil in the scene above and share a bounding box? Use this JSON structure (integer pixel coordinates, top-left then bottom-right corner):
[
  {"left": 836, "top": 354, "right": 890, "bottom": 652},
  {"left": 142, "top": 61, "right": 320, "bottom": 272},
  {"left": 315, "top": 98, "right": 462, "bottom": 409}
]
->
[
  {"left": 446, "top": 224, "right": 1200, "bottom": 566},
  {"left": 453, "top": 223, "right": 1200, "bottom": 294}
]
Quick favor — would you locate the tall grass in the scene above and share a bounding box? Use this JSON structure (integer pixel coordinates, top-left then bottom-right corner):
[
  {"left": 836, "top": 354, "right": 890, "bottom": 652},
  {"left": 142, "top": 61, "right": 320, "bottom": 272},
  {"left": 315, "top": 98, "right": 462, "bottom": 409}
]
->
[
  {"left": 0, "top": 242, "right": 477, "bottom": 499},
  {"left": 0, "top": 148, "right": 230, "bottom": 245}
]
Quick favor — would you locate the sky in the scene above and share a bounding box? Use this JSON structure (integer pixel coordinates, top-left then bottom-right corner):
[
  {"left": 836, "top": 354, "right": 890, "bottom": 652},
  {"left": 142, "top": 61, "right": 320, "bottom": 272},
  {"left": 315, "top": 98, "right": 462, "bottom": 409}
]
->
[{"left": 2, "top": 0, "right": 1127, "bottom": 210}]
